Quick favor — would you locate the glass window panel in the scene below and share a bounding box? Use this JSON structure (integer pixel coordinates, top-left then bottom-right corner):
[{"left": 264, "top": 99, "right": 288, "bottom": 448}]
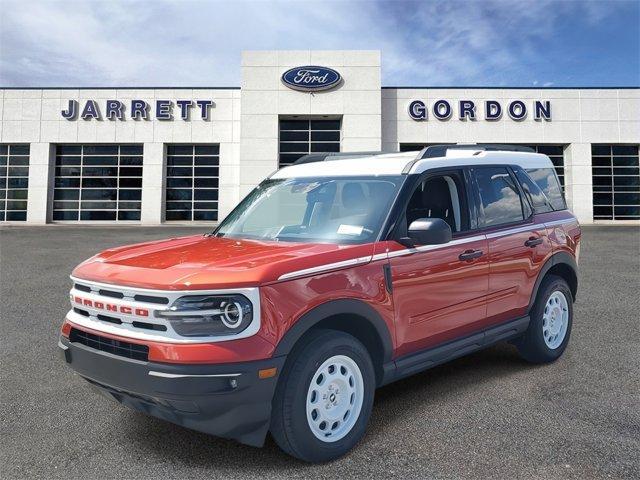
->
[
  {"left": 167, "top": 177, "right": 192, "bottom": 188},
  {"left": 612, "top": 145, "right": 638, "bottom": 156},
  {"left": 613, "top": 156, "right": 639, "bottom": 167},
  {"left": 194, "top": 177, "right": 219, "bottom": 188},
  {"left": 166, "top": 189, "right": 193, "bottom": 201},
  {"left": 193, "top": 201, "right": 218, "bottom": 210},
  {"left": 52, "top": 144, "right": 143, "bottom": 221},
  {"left": 167, "top": 145, "right": 193, "bottom": 155},
  {"left": 311, "top": 142, "right": 340, "bottom": 153},
  {"left": 0, "top": 156, "right": 6, "bottom": 166},
  {"left": 7, "top": 189, "right": 28, "bottom": 199},
  {"left": 0, "top": 145, "right": 7, "bottom": 154},
  {"left": 8, "top": 167, "right": 28, "bottom": 176},
  {"left": 166, "top": 210, "right": 191, "bottom": 221},
  {"left": 83, "top": 156, "right": 118, "bottom": 166},
  {"left": 310, "top": 120, "right": 340, "bottom": 130},
  {"left": 119, "top": 189, "right": 142, "bottom": 200},
  {"left": 165, "top": 144, "right": 219, "bottom": 222},
  {"left": 6, "top": 211, "right": 26, "bottom": 221},
  {"left": 80, "top": 210, "right": 116, "bottom": 221},
  {"left": 83, "top": 145, "right": 118, "bottom": 155},
  {"left": 119, "top": 167, "right": 143, "bottom": 177},
  {"left": 6, "top": 200, "right": 27, "bottom": 210},
  {"left": 194, "top": 210, "right": 217, "bottom": 221},
  {"left": 119, "top": 178, "right": 142, "bottom": 188},
  {"left": 118, "top": 201, "right": 141, "bottom": 210},
  {"left": 194, "top": 189, "right": 218, "bottom": 200},
  {"left": 279, "top": 120, "right": 309, "bottom": 130},
  {"left": 9, "top": 156, "right": 29, "bottom": 166},
  {"left": 311, "top": 131, "right": 340, "bottom": 142},
  {"left": 194, "top": 156, "right": 219, "bottom": 166},
  {"left": 8, "top": 177, "right": 28, "bottom": 189},
  {"left": 53, "top": 210, "right": 79, "bottom": 221},
  {"left": 167, "top": 157, "right": 192, "bottom": 166},
  {"left": 82, "top": 177, "right": 117, "bottom": 188},
  {"left": 120, "top": 156, "right": 143, "bottom": 166},
  {"left": 56, "top": 156, "right": 81, "bottom": 166},
  {"left": 57, "top": 145, "right": 82, "bottom": 155},
  {"left": 195, "top": 145, "right": 219, "bottom": 155},
  {"left": 166, "top": 201, "right": 192, "bottom": 211},
  {"left": 473, "top": 167, "right": 525, "bottom": 226},
  {"left": 82, "top": 189, "right": 117, "bottom": 200},
  {"left": 10, "top": 145, "right": 29, "bottom": 155},
  {"left": 119, "top": 145, "right": 143, "bottom": 155},
  {"left": 81, "top": 201, "right": 117, "bottom": 210},
  {"left": 279, "top": 142, "right": 307, "bottom": 153},
  {"left": 592, "top": 144, "right": 640, "bottom": 221},
  {"left": 591, "top": 145, "right": 611, "bottom": 156},
  {"left": 194, "top": 167, "right": 218, "bottom": 177},
  {"left": 280, "top": 131, "right": 309, "bottom": 142},
  {"left": 118, "top": 210, "right": 141, "bottom": 221},
  {"left": 54, "top": 189, "right": 80, "bottom": 200}
]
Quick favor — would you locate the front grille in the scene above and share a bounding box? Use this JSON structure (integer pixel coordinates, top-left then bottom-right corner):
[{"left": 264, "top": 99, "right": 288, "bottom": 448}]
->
[{"left": 69, "top": 328, "right": 149, "bottom": 361}]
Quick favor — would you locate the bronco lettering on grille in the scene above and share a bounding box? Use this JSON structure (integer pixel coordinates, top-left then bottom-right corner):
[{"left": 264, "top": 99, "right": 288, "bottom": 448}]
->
[{"left": 71, "top": 294, "right": 149, "bottom": 317}]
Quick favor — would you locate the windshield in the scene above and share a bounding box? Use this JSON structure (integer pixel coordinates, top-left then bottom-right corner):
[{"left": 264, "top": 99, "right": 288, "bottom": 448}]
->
[{"left": 214, "top": 176, "right": 405, "bottom": 244}]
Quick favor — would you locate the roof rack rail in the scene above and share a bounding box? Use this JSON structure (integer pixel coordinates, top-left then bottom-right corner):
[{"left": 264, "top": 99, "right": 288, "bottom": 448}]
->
[
  {"left": 418, "top": 144, "right": 535, "bottom": 159},
  {"left": 293, "top": 151, "right": 386, "bottom": 165}
]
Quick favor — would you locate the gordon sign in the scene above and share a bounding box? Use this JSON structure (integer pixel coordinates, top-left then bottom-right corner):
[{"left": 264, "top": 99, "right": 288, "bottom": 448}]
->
[
  {"left": 408, "top": 99, "right": 552, "bottom": 121},
  {"left": 281, "top": 66, "right": 342, "bottom": 92},
  {"left": 61, "top": 99, "right": 214, "bottom": 121}
]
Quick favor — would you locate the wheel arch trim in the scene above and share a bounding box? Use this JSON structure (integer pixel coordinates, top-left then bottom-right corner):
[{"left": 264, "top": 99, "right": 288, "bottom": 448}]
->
[
  {"left": 272, "top": 299, "right": 394, "bottom": 364},
  {"left": 528, "top": 251, "right": 578, "bottom": 312}
]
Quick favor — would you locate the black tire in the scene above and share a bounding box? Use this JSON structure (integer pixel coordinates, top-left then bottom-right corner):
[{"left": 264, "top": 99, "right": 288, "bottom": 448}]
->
[
  {"left": 270, "top": 329, "right": 375, "bottom": 463},
  {"left": 517, "top": 274, "right": 573, "bottom": 363}
]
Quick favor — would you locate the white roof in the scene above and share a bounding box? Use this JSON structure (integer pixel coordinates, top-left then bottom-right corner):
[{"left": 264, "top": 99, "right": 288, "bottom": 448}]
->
[{"left": 270, "top": 149, "right": 554, "bottom": 179}]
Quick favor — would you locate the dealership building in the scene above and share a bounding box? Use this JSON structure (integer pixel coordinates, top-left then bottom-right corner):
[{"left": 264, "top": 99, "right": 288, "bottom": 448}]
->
[{"left": 1, "top": 50, "right": 638, "bottom": 225}]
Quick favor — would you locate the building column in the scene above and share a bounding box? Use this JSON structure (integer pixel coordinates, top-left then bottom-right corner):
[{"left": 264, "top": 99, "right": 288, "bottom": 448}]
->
[
  {"left": 564, "top": 142, "right": 593, "bottom": 224},
  {"left": 26, "top": 143, "right": 54, "bottom": 224},
  {"left": 140, "top": 142, "right": 165, "bottom": 224}
]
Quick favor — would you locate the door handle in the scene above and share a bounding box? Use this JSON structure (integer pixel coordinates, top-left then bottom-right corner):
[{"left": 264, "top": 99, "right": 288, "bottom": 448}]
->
[
  {"left": 459, "top": 249, "right": 483, "bottom": 261},
  {"left": 524, "top": 237, "right": 543, "bottom": 248}
]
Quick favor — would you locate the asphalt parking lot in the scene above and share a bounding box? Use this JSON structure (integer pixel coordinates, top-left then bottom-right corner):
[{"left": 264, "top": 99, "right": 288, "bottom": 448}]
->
[{"left": 1, "top": 225, "right": 639, "bottom": 479}]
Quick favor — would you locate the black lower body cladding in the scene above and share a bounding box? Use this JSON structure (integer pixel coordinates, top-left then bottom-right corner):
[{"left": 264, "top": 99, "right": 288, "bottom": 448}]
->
[{"left": 59, "top": 335, "right": 286, "bottom": 447}]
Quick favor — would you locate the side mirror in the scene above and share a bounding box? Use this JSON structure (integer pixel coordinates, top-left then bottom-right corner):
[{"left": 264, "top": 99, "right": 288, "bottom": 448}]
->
[{"left": 400, "top": 218, "right": 452, "bottom": 247}]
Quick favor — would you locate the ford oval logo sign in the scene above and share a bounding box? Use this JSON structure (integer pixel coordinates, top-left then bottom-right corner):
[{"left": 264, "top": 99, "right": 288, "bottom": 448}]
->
[{"left": 281, "top": 66, "right": 342, "bottom": 92}]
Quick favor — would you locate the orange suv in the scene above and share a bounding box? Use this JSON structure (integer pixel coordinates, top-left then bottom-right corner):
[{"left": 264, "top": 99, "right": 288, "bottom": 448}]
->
[{"left": 59, "top": 145, "right": 580, "bottom": 462}]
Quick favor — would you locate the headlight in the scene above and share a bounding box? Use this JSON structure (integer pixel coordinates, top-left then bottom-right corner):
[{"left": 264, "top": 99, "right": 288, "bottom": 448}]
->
[{"left": 156, "top": 294, "right": 253, "bottom": 337}]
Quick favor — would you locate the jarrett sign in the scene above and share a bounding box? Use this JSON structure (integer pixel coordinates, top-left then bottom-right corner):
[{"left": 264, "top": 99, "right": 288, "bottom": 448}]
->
[
  {"left": 408, "top": 99, "right": 552, "bottom": 121},
  {"left": 61, "top": 99, "right": 214, "bottom": 121}
]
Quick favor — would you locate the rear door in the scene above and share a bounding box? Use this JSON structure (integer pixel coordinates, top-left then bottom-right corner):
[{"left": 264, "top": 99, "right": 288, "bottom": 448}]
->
[{"left": 469, "top": 166, "right": 552, "bottom": 326}]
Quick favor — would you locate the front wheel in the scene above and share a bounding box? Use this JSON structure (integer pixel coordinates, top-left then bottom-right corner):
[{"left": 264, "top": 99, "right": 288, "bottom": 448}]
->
[
  {"left": 270, "top": 330, "right": 375, "bottom": 463},
  {"left": 517, "top": 274, "right": 573, "bottom": 363}
]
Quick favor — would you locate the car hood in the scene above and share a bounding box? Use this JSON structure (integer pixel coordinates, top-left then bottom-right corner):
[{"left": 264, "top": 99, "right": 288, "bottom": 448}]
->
[{"left": 72, "top": 234, "right": 375, "bottom": 290}]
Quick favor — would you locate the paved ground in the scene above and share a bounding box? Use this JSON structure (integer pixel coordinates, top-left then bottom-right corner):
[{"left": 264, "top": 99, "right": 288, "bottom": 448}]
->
[{"left": 1, "top": 225, "right": 639, "bottom": 479}]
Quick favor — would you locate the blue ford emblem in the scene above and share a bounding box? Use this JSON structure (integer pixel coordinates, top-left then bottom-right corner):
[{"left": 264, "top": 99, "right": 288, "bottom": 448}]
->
[{"left": 281, "top": 66, "right": 342, "bottom": 92}]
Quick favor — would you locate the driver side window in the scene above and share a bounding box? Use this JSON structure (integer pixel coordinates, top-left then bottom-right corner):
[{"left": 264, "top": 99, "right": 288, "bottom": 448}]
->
[{"left": 403, "top": 171, "right": 470, "bottom": 236}]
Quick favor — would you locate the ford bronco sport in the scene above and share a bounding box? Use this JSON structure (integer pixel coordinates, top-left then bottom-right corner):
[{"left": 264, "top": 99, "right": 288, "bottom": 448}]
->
[{"left": 59, "top": 145, "right": 580, "bottom": 463}]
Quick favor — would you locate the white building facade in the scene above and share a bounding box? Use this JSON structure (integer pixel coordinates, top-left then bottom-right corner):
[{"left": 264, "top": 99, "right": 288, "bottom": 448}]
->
[{"left": 1, "top": 50, "right": 638, "bottom": 225}]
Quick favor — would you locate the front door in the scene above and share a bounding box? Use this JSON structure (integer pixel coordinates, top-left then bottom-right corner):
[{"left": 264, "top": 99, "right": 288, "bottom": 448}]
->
[{"left": 386, "top": 171, "right": 489, "bottom": 358}]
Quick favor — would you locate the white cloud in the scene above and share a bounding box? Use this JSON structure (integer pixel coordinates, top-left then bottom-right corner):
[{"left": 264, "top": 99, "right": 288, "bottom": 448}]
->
[{"left": 0, "top": 0, "right": 631, "bottom": 87}]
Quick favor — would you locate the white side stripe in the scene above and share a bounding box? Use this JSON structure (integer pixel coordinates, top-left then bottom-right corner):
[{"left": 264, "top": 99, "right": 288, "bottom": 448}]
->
[{"left": 276, "top": 219, "right": 575, "bottom": 280}]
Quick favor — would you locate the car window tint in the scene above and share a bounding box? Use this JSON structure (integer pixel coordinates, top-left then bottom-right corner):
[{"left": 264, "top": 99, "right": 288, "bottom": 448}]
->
[
  {"left": 474, "top": 167, "right": 525, "bottom": 227},
  {"left": 525, "top": 168, "right": 566, "bottom": 211},
  {"left": 514, "top": 169, "right": 553, "bottom": 213}
]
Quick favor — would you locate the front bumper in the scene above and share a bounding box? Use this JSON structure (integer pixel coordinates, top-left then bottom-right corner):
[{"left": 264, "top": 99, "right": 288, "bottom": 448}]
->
[{"left": 59, "top": 335, "right": 286, "bottom": 447}]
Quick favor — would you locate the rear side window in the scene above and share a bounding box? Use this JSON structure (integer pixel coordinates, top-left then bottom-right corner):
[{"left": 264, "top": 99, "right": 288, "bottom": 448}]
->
[
  {"left": 472, "top": 167, "right": 525, "bottom": 227},
  {"left": 525, "top": 168, "right": 566, "bottom": 211},
  {"left": 514, "top": 169, "right": 554, "bottom": 213}
]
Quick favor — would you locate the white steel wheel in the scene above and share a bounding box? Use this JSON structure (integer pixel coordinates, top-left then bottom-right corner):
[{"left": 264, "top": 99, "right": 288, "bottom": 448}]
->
[
  {"left": 306, "top": 354, "right": 364, "bottom": 443},
  {"left": 542, "top": 290, "right": 569, "bottom": 349}
]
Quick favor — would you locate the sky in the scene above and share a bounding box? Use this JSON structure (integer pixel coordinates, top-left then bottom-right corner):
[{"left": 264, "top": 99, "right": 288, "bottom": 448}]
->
[{"left": 0, "top": 0, "right": 638, "bottom": 88}]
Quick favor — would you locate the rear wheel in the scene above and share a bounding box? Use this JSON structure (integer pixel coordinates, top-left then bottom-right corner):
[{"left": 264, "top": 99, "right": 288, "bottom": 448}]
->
[
  {"left": 270, "top": 330, "right": 375, "bottom": 463},
  {"left": 517, "top": 275, "right": 573, "bottom": 363}
]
